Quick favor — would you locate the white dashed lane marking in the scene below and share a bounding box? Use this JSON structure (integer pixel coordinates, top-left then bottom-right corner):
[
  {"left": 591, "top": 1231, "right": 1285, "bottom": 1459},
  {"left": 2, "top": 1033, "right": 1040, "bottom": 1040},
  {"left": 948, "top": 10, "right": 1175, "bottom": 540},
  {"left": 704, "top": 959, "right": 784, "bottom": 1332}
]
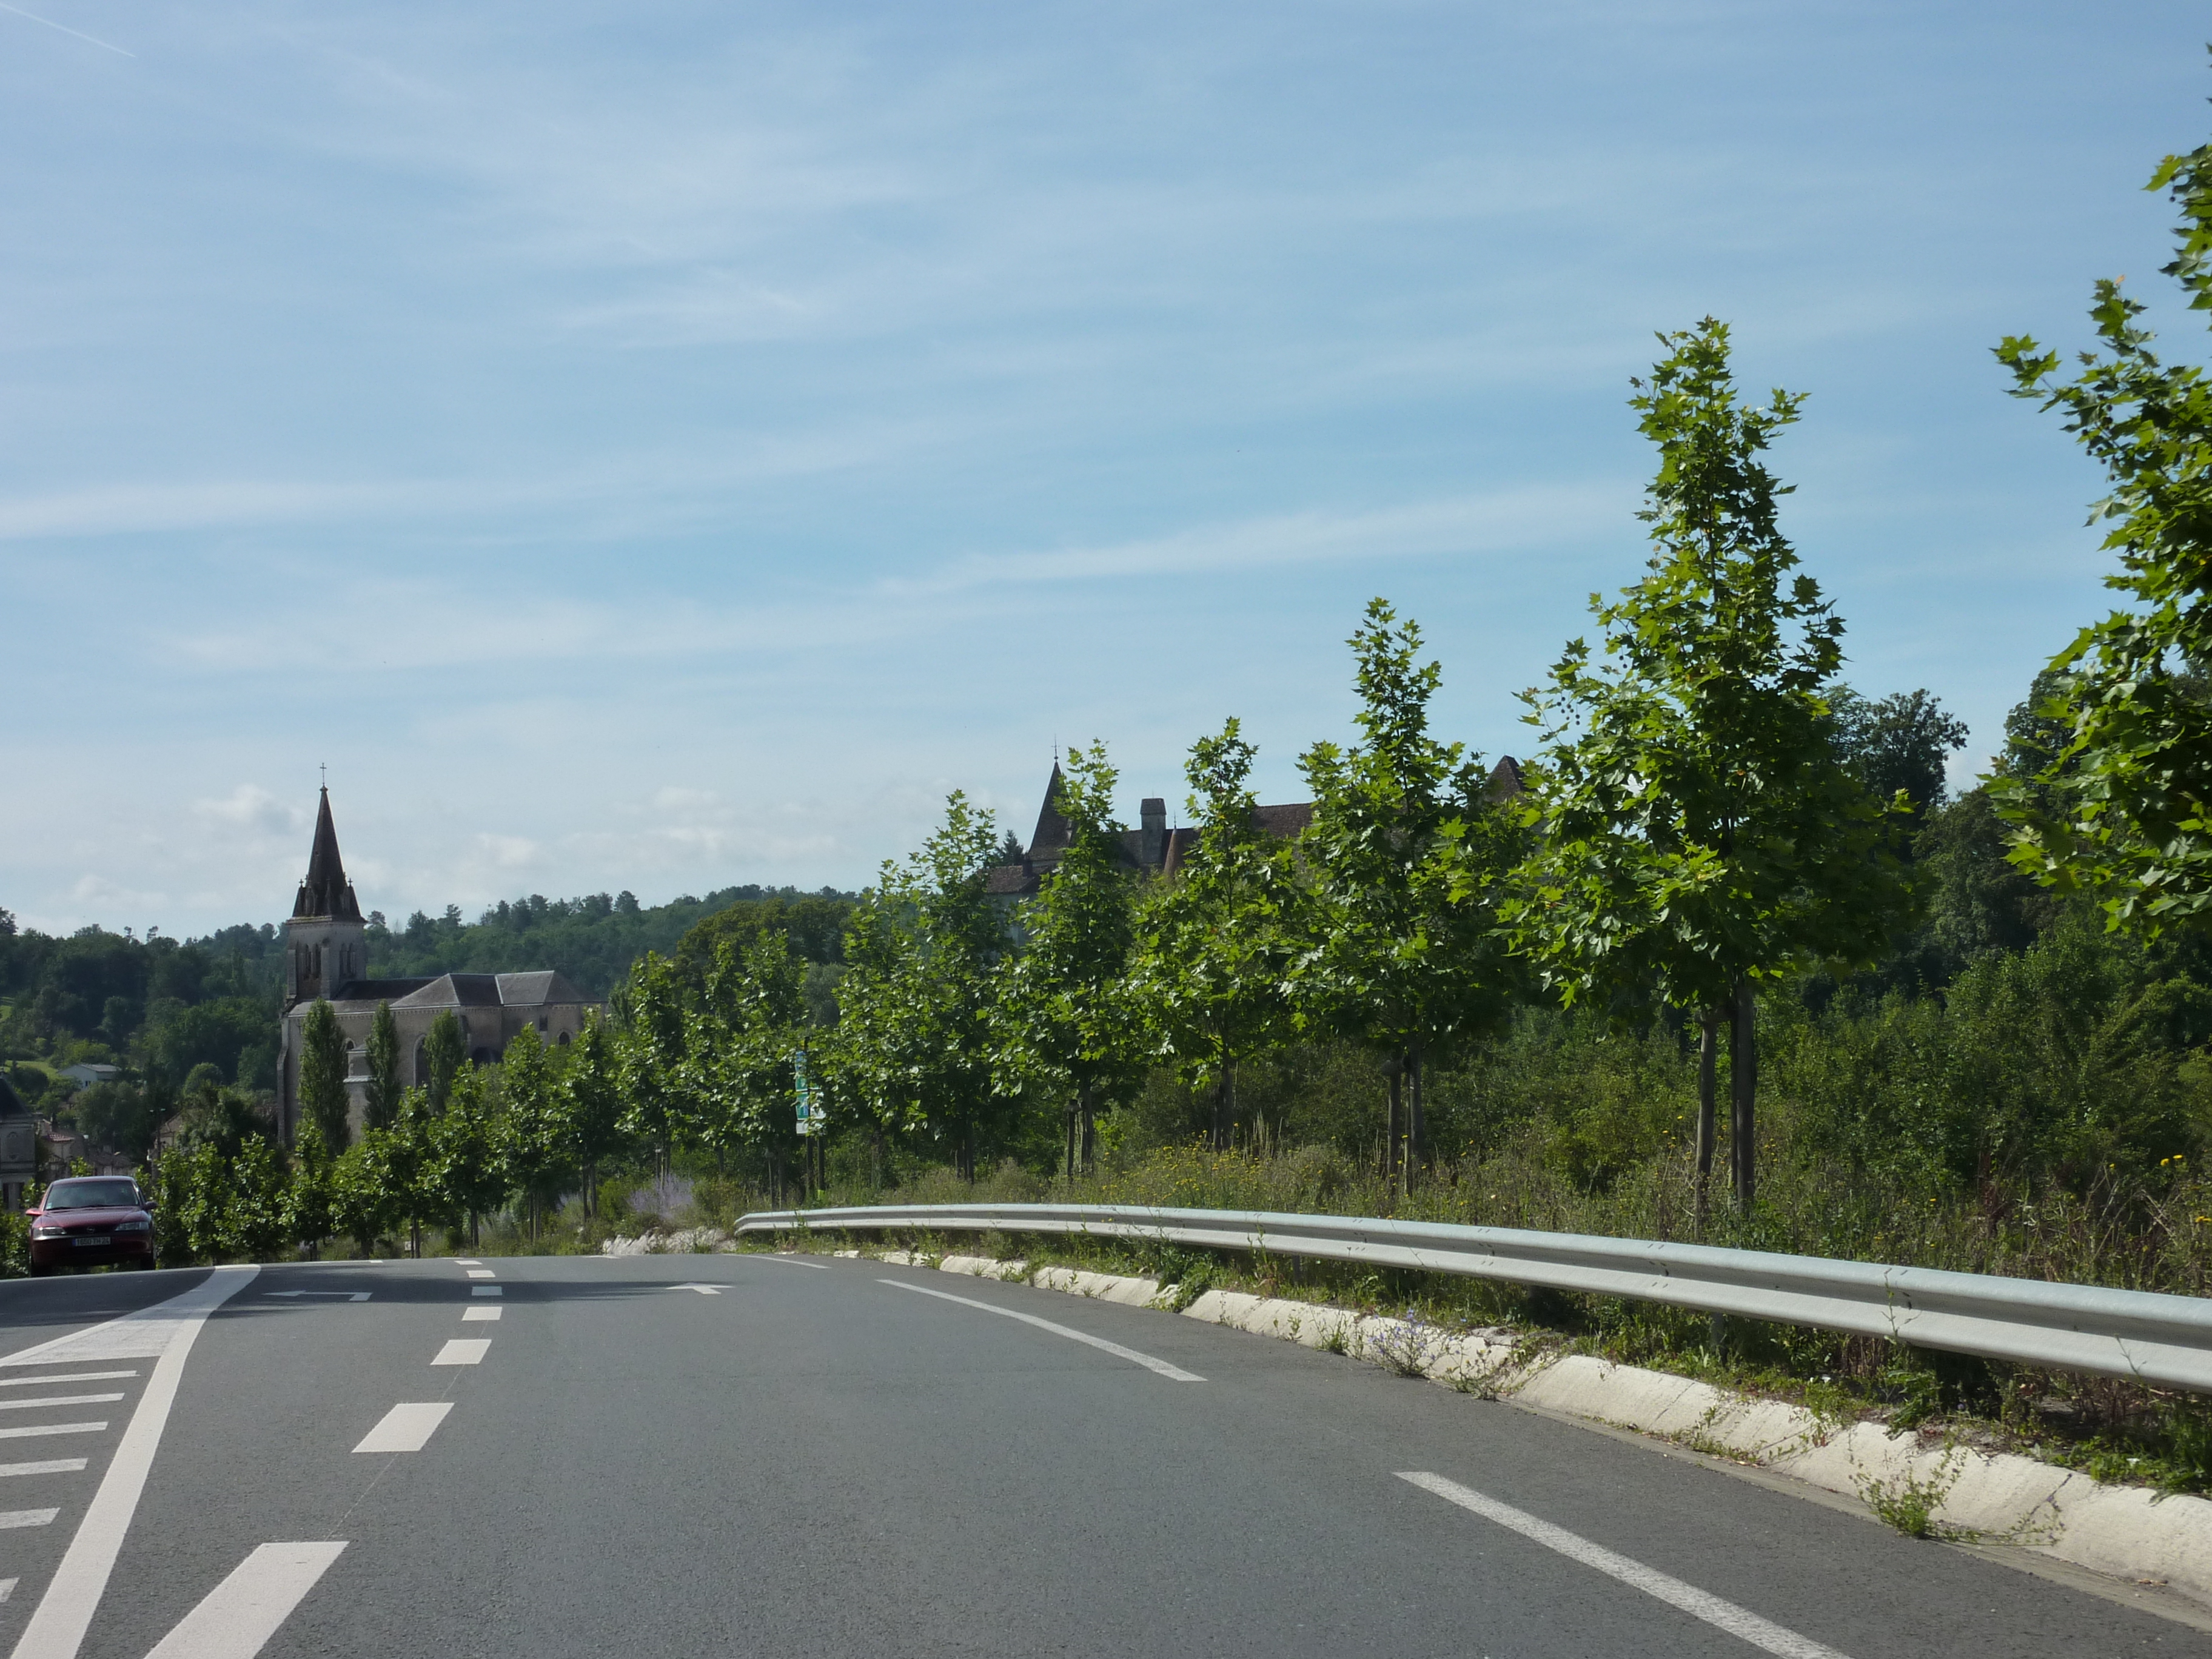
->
[
  {"left": 352, "top": 1404, "right": 452, "bottom": 1455},
  {"left": 1398, "top": 1472, "right": 1851, "bottom": 1659},
  {"left": 464, "top": 1270, "right": 494, "bottom": 1280},
  {"left": 461, "top": 1307, "right": 500, "bottom": 1322},
  {"left": 469, "top": 1287, "right": 501, "bottom": 1298},
  {"left": 431, "top": 1340, "right": 488, "bottom": 1367},
  {"left": 142, "top": 1541, "right": 347, "bottom": 1659},
  {"left": 0, "top": 1509, "right": 58, "bottom": 1529}
]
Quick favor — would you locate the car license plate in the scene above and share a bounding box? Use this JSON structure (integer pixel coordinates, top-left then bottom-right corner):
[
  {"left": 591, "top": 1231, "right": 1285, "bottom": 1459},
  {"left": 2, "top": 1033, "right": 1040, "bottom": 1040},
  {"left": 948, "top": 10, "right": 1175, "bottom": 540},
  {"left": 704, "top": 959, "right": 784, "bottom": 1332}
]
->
[{"left": 71, "top": 1237, "right": 106, "bottom": 1247}]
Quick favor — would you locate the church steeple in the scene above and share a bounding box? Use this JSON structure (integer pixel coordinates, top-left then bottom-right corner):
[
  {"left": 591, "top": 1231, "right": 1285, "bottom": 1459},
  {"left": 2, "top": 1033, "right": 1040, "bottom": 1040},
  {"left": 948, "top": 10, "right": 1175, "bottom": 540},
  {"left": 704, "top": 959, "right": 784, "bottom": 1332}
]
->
[
  {"left": 293, "top": 787, "right": 363, "bottom": 922},
  {"left": 283, "top": 786, "right": 367, "bottom": 1013}
]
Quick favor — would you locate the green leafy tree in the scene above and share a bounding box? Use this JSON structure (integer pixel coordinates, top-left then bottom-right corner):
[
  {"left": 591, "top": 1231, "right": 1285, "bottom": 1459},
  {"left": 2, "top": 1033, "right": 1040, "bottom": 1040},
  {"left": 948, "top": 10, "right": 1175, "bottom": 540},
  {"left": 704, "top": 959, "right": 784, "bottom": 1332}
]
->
[
  {"left": 501, "top": 1028, "right": 572, "bottom": 1241},
  {"left": 1511, "top": 319, "right": 1910, "bottom": 1213},
  {"left": 565, "top": 1016, "right": 626, "bottom": 1217},
  {"left": 684, "top": 930, "right": 808, "bottom": 1176},
  {"left": 285, "top": 1116, "right": 337, "bottom": 1258},
  {"left": 363, "top": 1001, "right": 403, "bottom": 1131},
  {"left": 421, "top": 1010, "right": 466, "bottom": 1113},
  {"left": 1133, "top": 722, "right": 1300, "bottom": 1150},
  {"left": 837, "top": 793, "right": 1007, "bottom": 1181},
  {"left": 298, "top": 998, "right": 351, "bottom": 1153},
  {"left": 332, "top": 1130, "right": 404, "bottom": 1256},
  {"left": 1991, "top": 129, "right": 2212, "bottom": 934},
  {"left": 1298, "top": 602, "right": 1521, "bottom": 1189},
  {"left": 618, "top": 953, "right": 686, "bottom": 1181},
  {"left": 995, "top": 745, "right": 1144, "bottom": 1178},
  {"left": 429, "top": 1063, "right": 508, "bottom": 1248},
  {"left": 228, "top": 1138, "right": 292, "bottom": 1262}
]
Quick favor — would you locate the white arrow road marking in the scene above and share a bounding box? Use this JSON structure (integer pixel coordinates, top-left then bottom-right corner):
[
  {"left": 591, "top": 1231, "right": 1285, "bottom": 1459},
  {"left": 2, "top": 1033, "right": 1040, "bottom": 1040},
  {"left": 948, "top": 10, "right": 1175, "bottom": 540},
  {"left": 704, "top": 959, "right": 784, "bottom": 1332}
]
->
[
  {"left": 1397, "top": 1472, "right": 1851, "bottom": 1659},
  {"left": 263, "top": 1292, "right": 370, "bottom": 1302},
  {"left": 142, "top": 1541, "right": 346, "bottom": 1659},
  {"left": 431, "top": 1340, "right": 488, "bottom": 1366},
  {"left": 7, "top": 1264, "right": 258, "bottom": 1659},
  {"left": 669, "top": 1284, "right": 722, "bottom": 1295},
  {"left": 352, "top": 1404, "right": 451, "bottom": 1455},
  {"left": 879, "top": 1280, "right": 1205, "bottom": 1381}
]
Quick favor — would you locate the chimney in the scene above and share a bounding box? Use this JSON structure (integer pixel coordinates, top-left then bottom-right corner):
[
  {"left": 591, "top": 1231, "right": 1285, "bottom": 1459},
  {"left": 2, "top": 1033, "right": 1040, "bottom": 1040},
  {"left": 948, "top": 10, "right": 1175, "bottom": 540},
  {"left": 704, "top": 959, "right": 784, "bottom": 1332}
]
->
[{"left": 1140, "top": 797, "right": 1167, "bottom": 870}]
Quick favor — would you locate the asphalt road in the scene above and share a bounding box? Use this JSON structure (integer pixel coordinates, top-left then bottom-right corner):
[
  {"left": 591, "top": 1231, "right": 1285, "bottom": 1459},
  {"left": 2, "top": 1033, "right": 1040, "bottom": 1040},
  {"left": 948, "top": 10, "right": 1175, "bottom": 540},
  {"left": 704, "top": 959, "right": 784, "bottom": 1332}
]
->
[{"left": 0, "top": 1252, "right": 2199, "bottom": 1659}]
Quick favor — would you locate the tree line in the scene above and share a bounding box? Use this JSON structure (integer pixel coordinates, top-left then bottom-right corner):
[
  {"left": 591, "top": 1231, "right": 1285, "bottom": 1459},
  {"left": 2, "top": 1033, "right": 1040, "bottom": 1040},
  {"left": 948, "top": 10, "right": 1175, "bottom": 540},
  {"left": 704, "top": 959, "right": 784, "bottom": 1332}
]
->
[{"left": 148, "top": 113, "right": 2212, "bottom": 1259}]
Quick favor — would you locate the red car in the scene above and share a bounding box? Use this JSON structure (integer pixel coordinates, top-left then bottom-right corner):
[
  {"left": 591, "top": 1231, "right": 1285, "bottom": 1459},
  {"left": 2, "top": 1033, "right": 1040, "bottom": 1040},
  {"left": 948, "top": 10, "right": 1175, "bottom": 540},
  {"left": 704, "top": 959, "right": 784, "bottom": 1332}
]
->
[{"left": 27, "top": 1177, "right": 155, "bottom": 1274}]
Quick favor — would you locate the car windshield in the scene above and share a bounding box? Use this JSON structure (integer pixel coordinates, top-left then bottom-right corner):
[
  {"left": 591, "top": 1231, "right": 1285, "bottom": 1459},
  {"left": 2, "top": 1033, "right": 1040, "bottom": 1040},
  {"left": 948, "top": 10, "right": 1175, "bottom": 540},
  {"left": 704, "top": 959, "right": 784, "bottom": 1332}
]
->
[{"left": 42, "top": 1180, "right": 141, "bottom": 1212}]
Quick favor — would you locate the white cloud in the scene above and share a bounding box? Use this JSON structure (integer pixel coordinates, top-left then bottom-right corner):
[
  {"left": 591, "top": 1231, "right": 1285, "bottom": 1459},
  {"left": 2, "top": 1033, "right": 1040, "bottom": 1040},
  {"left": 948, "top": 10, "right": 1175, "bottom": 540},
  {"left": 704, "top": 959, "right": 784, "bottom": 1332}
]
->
[{"left": 192, "top": 784, "right": 305, "bottom": 836}]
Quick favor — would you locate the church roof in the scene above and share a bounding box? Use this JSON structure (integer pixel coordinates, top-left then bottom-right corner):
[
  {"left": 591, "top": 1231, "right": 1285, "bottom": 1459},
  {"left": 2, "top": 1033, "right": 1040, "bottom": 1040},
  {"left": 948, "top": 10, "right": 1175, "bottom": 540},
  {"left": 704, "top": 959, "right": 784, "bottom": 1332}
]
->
[
  {"left": 383, "top": 971, "right": 594, "bottom": 1011},
  {"left": 292, "top": 788, "right": 364, "bottom": 922}
]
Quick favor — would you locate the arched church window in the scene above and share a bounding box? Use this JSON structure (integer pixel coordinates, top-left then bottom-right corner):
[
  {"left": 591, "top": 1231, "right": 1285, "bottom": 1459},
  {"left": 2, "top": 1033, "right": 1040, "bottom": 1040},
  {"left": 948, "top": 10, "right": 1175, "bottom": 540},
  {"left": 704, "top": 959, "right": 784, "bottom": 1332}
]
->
[
  {"left": 414, "top": 1040, "right": 429, "bottom": 1085},
  {"left": 557, "top": 1031, "right": 571, "bottom": 1047}
]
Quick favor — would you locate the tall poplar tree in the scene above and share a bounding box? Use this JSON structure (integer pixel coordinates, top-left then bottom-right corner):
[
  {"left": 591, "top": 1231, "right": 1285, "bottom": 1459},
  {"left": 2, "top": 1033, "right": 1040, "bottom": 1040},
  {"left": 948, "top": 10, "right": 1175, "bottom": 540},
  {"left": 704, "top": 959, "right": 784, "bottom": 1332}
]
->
[
  {"left": 298, "top": 998, "right": 352, "bottom": 1153},
  {"left": 363, "top": 1001, "right": 403, "bottom": 1131},
  {"left": 1512, "top": 318, "right": 1909, "bottom": 1213}
]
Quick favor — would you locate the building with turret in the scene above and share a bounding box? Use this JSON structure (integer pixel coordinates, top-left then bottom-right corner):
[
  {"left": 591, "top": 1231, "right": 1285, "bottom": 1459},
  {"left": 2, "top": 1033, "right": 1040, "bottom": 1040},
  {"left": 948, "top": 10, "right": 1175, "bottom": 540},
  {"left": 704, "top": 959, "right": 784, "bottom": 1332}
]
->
[
  {"left": 274, "top": 789, "right": 600, "bottom": 1142},
  {"left": 982, "top": 755, "right": 1521, "bottom": 902}
]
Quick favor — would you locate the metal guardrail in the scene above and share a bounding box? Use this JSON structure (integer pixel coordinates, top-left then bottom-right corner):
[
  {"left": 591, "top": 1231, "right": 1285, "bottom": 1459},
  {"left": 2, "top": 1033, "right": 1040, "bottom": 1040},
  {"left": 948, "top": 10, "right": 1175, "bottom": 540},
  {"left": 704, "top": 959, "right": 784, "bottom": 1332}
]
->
[{"left": 735, "top": 1201, "right": 2212, "bottom": 1393}]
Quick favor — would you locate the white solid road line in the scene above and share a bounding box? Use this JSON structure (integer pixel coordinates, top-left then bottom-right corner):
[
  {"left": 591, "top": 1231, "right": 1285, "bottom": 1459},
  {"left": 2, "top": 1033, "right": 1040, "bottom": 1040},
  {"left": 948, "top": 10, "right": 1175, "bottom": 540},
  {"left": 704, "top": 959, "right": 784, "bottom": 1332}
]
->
[
  {"left": 0, "top": 1397, "right": 122, "bottom": 1413},
  {"left": 756, "top": 1255, "right": 831, "bottom": 1269},
  {"left": 461, "top": 1307, "right": 501, "bottom": 1322},
  {"left": 1397, "top": 1472, "right": 1852, "bottom": 1659},
  {"left": 0, "top": 1512, "right": 56, "bottom": 1530},
  {"left": 0, "top": 1463, "right": 85, "bottom": 1480},
  {"left": 351, "top": 1403, "right": 452, "bottom": 1455},
  {"left": 470, "top": 1286, "right": 501, "bottom": 1297},
  {"left": 431, "top": 1339, "right": 489, "bottom": 1366},
  {"left": 464, "top": 1270, "right": 495, "bottom": 1279},
  {"left": 263, "top": 1292, "right": 370, "bottom": 1302},
  {"left": 0, "top": 1375, "right": 134, "bottom": 1390},
  {"left": 879, "top": 1280, "right": 1206, "bottom": 1382},
  {"left": 8, "top": 1264, "right": 258, "bottom": 1659},
  {"left": 0, "top": 1425, "right": 105, "bottom": 1443},
  {"left": 142, "top": 1541, "right": 347, "bottom": 1659}
]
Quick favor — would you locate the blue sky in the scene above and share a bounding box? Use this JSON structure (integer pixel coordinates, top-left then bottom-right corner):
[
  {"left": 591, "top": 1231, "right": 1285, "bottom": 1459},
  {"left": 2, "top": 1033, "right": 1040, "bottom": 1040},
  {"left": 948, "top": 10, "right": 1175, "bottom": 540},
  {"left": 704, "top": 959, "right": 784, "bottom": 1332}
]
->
[{"left": 4, "top": 1, "right": 2207, "bottom": 936}]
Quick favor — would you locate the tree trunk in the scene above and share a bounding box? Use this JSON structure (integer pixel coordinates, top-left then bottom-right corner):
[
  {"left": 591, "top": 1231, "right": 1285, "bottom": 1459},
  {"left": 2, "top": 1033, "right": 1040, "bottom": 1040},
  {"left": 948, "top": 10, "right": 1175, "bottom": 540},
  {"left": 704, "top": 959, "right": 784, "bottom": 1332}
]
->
[
  {"left": 1211, "top": 1065, "right": 1232, "bottom": 1153},
  {"left": 1065, "top": 1104, "right": 1078, "bottom": 1184},
  {"left": 1385, "top": 1066, "right": 1402, "bottom": 1182},
  {"left": 1406, "top": 1044, "right": 1425, "bottom": 1195},
  {"left": 1731, "top": 977, "right": 1757, "bottom": 1210},
  {"left": 1694, "top": 1010, "right": 1718, "bottom": 1233},
  {"left": 1079, "top": 1098, "right": 1096, "bottom": 1176}
]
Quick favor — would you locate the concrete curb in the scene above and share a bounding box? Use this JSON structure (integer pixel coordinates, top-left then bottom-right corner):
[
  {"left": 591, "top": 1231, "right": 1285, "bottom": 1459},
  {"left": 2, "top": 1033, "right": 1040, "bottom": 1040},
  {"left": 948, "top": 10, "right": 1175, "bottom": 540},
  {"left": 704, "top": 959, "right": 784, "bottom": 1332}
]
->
[{"left": 855, "top": 1245, "right": 2212, "bottom": 1614}]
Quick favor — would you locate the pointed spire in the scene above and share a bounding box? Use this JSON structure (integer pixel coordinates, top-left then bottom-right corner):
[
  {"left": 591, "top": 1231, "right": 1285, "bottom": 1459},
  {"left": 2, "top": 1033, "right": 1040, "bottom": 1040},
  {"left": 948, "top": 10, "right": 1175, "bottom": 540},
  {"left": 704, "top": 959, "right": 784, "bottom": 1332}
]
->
[
  {"left": 293, "top": 786, "right": 364, "bottom": 920},
  {"left": 1027, "top": 760, "right": 1070, "bottom": 858}
]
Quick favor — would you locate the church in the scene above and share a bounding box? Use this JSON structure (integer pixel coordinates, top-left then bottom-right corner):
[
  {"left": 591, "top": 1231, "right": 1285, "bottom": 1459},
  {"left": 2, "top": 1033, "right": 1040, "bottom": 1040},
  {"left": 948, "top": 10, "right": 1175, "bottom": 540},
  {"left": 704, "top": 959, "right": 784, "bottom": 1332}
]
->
[{"left": 274, "top": 791, "right": 601, "bottom": 1143}]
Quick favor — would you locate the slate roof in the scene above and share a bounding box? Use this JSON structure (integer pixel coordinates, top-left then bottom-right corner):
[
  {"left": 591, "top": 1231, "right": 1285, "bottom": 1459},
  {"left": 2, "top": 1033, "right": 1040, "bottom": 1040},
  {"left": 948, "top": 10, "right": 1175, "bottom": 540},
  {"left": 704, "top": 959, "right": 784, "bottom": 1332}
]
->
[
  {"left": 292, "top": 787, "right": 364, "bottom": 921},
  {"left": 494, "top": 970, "right": 590, "bottom": 1007},
  {"left": 328, "top": 977, "right": 437, "bottom": 1006},
  {"left": 364, "top": 971, "right": 596, "bottom": 1011}
]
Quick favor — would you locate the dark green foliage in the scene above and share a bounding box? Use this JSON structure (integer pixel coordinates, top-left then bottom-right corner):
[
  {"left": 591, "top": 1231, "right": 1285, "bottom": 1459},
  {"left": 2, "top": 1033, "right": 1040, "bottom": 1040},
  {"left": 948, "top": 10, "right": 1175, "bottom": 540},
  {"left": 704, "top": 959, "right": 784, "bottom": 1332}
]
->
[
  {"left": 299, "top": 999, "right": 350, "bottom": 1153},
  {"left": 1827, "top": 686, "right": 1969, "bottom": 817},
  {"left": 372, "top": 886, "right": 854, "bottom": 998},
  {"left": 363, "top": 1002, "right": 402, "bottom": 1131}
]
